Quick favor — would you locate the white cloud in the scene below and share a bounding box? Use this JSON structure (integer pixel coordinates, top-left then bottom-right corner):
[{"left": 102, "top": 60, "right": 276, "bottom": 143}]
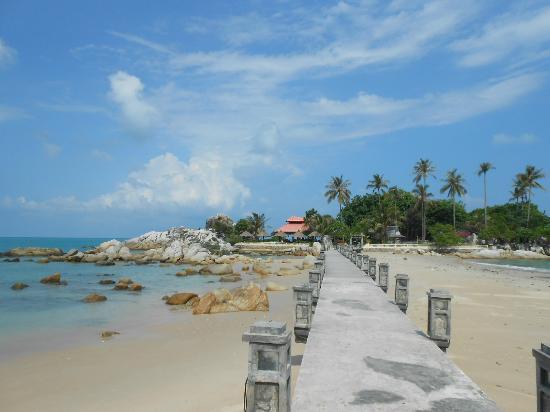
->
[
  {"left": 0, "top": 105, "right": 25, "bottom": 123},
  {"left": 108, "top": 71, "right": 158, "bottom": 134},
  {"left": 43, "top": 142, "right": 61, "bottom": 158},
  {"left": 451, "top": 5, "right": 550, "bottom": 67},
  {"left": 0, "top": 38, "right": 16, "bottom": 67},
  {"left": 91, "top": 149, "right": 112, "bottom": 161},
  {"left": 492, "top": 133, "right": 538, "bottom": 145},
  {"left": 11, "top": 153, "right": 250, "bottom": 211}
]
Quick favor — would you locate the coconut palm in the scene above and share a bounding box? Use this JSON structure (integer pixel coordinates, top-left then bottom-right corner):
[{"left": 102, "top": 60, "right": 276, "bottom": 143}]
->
[
  {"left": 246, "top": 212, "right": 268, "bottom": 237},
  {"left": 477, "top": 162, "right": 494, "bottom": 229},
  {"left": 440, "top": 169, "right": 467, "bottom": 229},
  {"left": 412, "top": 159, "right": 436, "bottom": 240},
  {"left": 518, "top": 165, "right": 545, "bottom": 226},
  {"left": 367, "top": 174, "right": 389, "bottom": 196},
  {"left": 325, "top": 175, "right": 352, "bottom": 213},
  {"left": 412, "top": 183, "right": 433, "bottom": 240},
  {"left": 510, "top": 176, "right": 527, "bottom": 204}
]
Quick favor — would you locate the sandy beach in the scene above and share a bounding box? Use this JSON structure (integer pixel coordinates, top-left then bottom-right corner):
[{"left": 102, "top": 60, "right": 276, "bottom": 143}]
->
[
  {"left": 371, "top": 251, "right": 550, "bottom": 412},
  {"left": 1, "top": 253, "right": 549, "bottom": 411}
]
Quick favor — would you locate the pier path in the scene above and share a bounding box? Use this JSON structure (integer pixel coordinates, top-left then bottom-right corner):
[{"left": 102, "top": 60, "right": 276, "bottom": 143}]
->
[{"left": 292, "top": 249, "right": 500, "bottom": 411}]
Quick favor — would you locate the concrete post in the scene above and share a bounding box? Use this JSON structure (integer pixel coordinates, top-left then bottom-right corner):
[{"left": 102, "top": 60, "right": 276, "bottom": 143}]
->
[
  {"left": 293, "top": 284, "right": 313, "bottom": 343},
  {"left": 395, "top": 274, "right": 409, "bottom": 313},
  {"left": 532, "top": 343, "right": 550, "bottom": 412},
  {"left": 427, "top": 289, "right": 452, "bottom": 351},
  {"left": 368, "top": 257, "right": 377, "bottom": 281},
  {"left": 361, "top": 254, "right": 369, "bottom": 271},
  {"left": 309, "top": 269, "right": 321, "bottom": 310},
  {"left": 314, "top": 260, "right": 324, "bottom": 285},
  {"left": 242, "top": 321, "right": 292, "bottom": 412},
  {"left": 378, "top": 263, "right": 389, "bottom": 293}
]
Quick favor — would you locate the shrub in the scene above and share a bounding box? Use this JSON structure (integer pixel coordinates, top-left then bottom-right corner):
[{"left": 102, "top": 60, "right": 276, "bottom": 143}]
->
[{"left": 429, "top": 224, "right": 463, "bottom": 248}]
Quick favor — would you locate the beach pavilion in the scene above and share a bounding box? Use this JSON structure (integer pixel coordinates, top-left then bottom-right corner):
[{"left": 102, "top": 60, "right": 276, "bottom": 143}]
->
[
  {"left": 240, "top": 231, "right": 254, "bottom": 240},
  {"left": 276, "top": 216, "right": 309, "bottom": 241}
]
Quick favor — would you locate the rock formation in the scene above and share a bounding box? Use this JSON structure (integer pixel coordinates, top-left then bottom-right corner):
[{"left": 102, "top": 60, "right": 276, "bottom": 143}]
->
[
  {"left": 192, "top": 282, "right": 269, "bottom": 315},
  {"left": 83, "top": 293, "right": 107, "bottom": 303}
]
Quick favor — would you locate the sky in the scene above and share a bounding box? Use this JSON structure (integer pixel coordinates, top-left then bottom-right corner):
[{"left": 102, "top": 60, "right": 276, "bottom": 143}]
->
[{"left": 0, "top": 0, "right": 549, "bottom": 237}]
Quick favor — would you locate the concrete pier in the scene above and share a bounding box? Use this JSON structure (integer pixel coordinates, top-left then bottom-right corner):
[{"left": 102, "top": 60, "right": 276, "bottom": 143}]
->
[{"left": 292, "top": 250, "right": 499, "bottom": 411}]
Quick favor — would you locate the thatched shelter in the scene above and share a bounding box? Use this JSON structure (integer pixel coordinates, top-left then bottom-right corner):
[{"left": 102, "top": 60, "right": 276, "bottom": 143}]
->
[{"left": 240, "top": 231, "right": 254, "bottom": 240}]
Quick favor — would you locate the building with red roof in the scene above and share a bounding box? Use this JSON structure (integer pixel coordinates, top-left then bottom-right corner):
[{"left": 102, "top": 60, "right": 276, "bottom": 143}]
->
[{"left": 276, "top": 216, "right": 309, "bottom": 234}]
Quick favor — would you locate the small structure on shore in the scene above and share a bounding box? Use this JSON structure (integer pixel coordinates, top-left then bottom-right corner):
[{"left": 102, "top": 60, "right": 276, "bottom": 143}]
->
[
  {"left": 395, "top": 274, "right": 410, "bottom": 313},
  {"left": 532, "top": 343, "right": 550, "bottom": 412},
  {"left": 240, "top": 231, "right": 254, "bottom": 240},
  {"left": 386, "top": 225, "right": 405, "bottom": 243},
  {"left": 276, "top": 216, "right": 309, "bottom": 241},
  {"left": 427, "top": 289, "right": 453, "bottom": 351}
]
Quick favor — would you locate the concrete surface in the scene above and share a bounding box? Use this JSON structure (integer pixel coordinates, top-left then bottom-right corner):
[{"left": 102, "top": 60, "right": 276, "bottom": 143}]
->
[{"left": 292, "top": 250, "right": 500, "bottom": 411}]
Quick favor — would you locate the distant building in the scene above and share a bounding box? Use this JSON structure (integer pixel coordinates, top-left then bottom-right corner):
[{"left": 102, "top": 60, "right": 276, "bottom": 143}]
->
[{"left": 276, "top": 216, "right": 309, "bottom": 235}]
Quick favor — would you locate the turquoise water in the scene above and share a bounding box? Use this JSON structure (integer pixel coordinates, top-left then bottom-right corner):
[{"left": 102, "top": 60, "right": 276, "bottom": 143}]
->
[
  {"left": 472, "top": 258, "right": 550, "bottom": 273},
  {"left": 0, "top": 237, "right": 249, "bottom": 359},
  {"left": 0, "top": 236, "right": 119, "bottom": 252}
]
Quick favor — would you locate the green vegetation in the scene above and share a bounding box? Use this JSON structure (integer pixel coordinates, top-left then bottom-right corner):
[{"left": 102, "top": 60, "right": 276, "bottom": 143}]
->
[
  {"left": 429, "top": 224, "right": 464, "bottom": 248},
  {"left": 321, "top": 163, "right": 548, "bottom": 246},
  {"left": 324, "top": 175, "right": 351, "bottom": 213}
]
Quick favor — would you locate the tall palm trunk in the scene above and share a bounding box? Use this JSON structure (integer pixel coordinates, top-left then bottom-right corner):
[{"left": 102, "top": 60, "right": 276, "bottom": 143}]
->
[
  {"left": 527, "top": 189, "right": 531, "bottom": 226},
  {"left": 483, "top": 172, "right": 487, "bottom": 228},
  {"left": 452, "top": 195, "right": 456, "bottom": 229},
  {"left": 422, "top": 176, "right": 427, "bottom": 241}
]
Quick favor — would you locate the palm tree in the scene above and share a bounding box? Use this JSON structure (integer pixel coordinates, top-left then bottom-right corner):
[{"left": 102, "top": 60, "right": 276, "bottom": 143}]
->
[
  {"left": 440, "top": 169, "right": 467, "bottom": 229},
  {"left": 367, "top": 174, "right": 389, "bottom": 196},
  {"left": 510, "top": 177, "right": 527, "bottom": 204},
  {"left": 246, "top": 212, "right": 267, "bottom": 237},
  {"left": 413, "top": 159, "right": 436, "bottom": 240},
  {"left": 324, "top": 175, "right": 352, "bottom": 214},
  {"left": 518, "top": 165, "right": 545, "bottom": 226},
  {"left": 304, "top": 208, "right": 321, "bottom": 232},
  {"left": 412, "top": 183, "right": 433, "bottom": 240},
  {"left": 477, "top": 162, "right": 494, "bottom": 229}
]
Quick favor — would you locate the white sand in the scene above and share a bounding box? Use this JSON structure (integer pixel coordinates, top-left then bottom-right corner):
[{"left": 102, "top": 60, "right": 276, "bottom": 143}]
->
[{"left": 368, "top": 251, "right": 550, "bottom": 412}]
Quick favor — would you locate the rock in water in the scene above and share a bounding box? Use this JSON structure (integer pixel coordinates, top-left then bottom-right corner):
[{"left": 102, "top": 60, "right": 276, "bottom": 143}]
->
[
  {"left": 129, "top": 284, "right": 143, "bottom": 291},
  {"left": 220, "top": 274, "right": 241, "bottom": 282},
  {"left": 40, "top": 272, "right": 65, "bottom": 285},
  {"left": 266, "top": 282, "right": 287, "bottom": 291},
  {"left": 83, "top": 293, "right": 107, "bottom": 303},
  {"left": 113, "top": 283, "right": 129, "bottom": 290},
  {"left": 165, "top": 292, "right": 199, "bottom": 305},
  {"left": 4, "top": 257, "right": 20, "bottom": 262},
  {"left": 192, "top": 282, "right": 269, "bottom": 315},
  {"left": 206, "top": 263, "right": 233, "bottom": 275},
  {"left": 118, "top": 277, "right": 134, "bottom": 285},
  {"left": 95, "top": 261, "right": 115, "bottom": 266},
  {"left": 98, "top": 279, "right": 116, "bottom": 285},
  {"left": 7, "top": 247, "right": 63, "bottom": 257},
  {"left": 101, "top": 330, "right": 120, "bottom": 339},
  {"left": 11, "top": 282, "right": 29, "bottom": 290},
  {"left": 37, "top": 258, "right": 49, "bottom": 264}
]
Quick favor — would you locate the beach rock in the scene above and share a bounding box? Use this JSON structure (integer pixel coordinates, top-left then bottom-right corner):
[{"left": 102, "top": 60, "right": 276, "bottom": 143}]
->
[
  {"left": 118, "top": 277, "right": 134, "bottom": 285},
  {"left": 4, "top": 257, "right": 20, "bottom": 262},
  {"left": 83, "top": 293, "right": 107, "bottom": 303},
  {"left": 100, "top": 330, "right": 120, "bottom": 339},
  {"left": 206, "top": 263, "right": 233, "bottom": 275},
  {"left": 303, "top": 255, "right": 317, "bottom": 268},
  {"left": 220, "top": 274, "right": 241, "bottom": 282},
  {"left": 7, "top": 247, "right": 63, "bottom": 257},
  {"left": 129, "top": 284, "right": 143, "bottom": 291},
  {"left": 40, "top": 272, "right": 64, "bottom": 285},
  {"left": 252, "top": 262, "right": 270, "bottom": 276},
  {"left": 113, "top": 283, "right": 129, "bottom": 290},
  {"left": 165, "top": 292, "right": 199, "bottom": 305},
  {"left": 37, "top": 258, "right": 49, "bottom": 264},
  {"left": 99, "top": 279, "right": 116, "bottom": 285},
  {"left": 176, "top": 267, "right": 199, "bottom": 276},
  {"left": 95, "top": 260, "right": 115, "bottom": 266},
  {"left": 66, "top": 251, "right": 84, "bottom": 262},
  {"left": 266, "top": 282, "right": 287, "bottom": 291},
  {"left": 11, "top": 282, "right": 29, "bottom": 290},
  {"left": 277, "top": 268, "right": 300, "bottom": 276},
  {"left": 81, "top": 253, "right": 107, "bottom": 263},
  {"left": 65, "top": 249, "right": 79, "bottom": 257},
  {"left": 192, "top": 283, "right": 269, "bottom": 315}
]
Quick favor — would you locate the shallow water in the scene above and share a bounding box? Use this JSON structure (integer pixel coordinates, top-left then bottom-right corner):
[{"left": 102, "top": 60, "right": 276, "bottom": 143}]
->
[
  {"left": 0, "top": 237, "right": 253, "bottom": 360},
  {"left": 472, "top": 258, "right": 550, "bottom": 273}
]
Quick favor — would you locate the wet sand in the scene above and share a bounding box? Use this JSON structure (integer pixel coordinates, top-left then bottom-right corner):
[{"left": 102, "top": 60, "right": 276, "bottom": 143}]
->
[{"left": 0, "top": 272, "right": 307, "bottom": 412}]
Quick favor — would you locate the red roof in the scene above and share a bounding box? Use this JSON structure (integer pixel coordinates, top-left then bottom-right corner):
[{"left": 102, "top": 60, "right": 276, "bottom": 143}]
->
[
  {"left": 287, "top": 216, "right": 304, "bottom": 223},
  {"left": 277, "top": 222, "right": 309, "bottom": 234}
]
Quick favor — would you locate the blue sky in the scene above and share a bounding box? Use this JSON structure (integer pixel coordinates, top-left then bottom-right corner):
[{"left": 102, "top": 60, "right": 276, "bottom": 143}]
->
[{"left": 1, "top": 0, "right": 549, "bottom": 237}]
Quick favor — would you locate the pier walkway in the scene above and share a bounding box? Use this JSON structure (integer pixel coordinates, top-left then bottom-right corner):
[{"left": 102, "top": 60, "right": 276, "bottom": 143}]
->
[{"left": 292, "top": 249, "right": 500, "bottom": 411}]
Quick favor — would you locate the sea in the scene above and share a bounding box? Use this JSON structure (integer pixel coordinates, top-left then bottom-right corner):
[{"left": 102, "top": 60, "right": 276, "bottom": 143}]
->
[
  {"left": 472, "top": 258, "right": 550, "bottom": 273},
  {"left": 0, "top": 237, "right": 238, "bottom": 360}
]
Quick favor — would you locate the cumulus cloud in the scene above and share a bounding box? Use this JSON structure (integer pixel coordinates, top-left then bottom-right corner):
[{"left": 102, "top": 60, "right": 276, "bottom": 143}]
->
[
  {"left": 10, "top": 153, "right": 250, "bottom": 211},
  {"left": 492, "top": 133, "right": 538, "bottom": 145},
  {"left": 108, "top": 71, "right": 158, "bottom": 134},
  {"left": 0, "top": 38, "right": 16, "bottom": 67}
]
